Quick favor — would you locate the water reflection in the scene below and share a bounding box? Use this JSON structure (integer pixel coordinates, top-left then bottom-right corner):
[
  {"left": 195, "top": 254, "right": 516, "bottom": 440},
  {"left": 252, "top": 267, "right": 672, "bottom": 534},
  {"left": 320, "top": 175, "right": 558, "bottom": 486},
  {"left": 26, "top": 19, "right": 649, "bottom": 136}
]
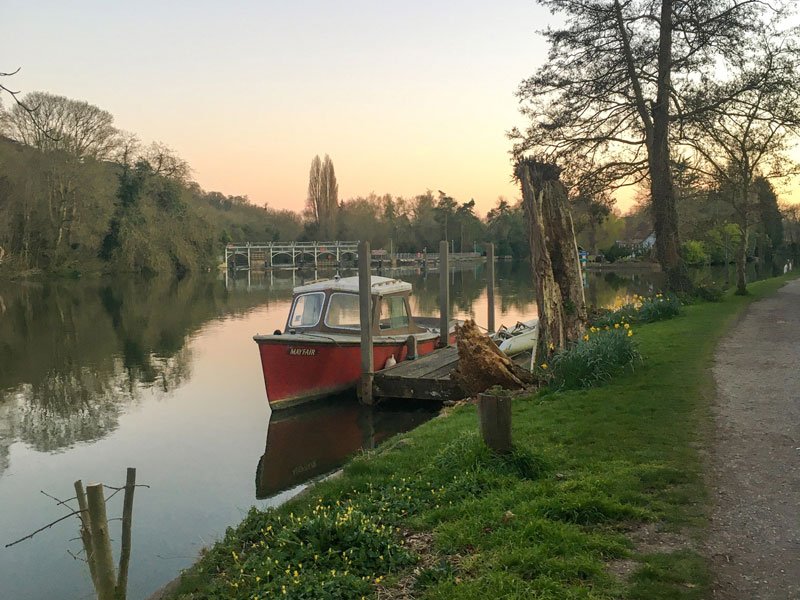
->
[
  {"left": 256, "top": 399, "right": 437, "bottom": 500},
  {"left": 0, "top": 276, "right": 271, "bottom": 472}
]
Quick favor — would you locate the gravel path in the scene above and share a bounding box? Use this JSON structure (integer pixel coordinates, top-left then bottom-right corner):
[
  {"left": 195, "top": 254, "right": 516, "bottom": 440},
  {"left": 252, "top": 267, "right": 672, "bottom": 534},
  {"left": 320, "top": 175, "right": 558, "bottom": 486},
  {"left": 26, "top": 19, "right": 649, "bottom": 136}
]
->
[{"left": 708, "top": 278, "right": 800, "bottom": 599}]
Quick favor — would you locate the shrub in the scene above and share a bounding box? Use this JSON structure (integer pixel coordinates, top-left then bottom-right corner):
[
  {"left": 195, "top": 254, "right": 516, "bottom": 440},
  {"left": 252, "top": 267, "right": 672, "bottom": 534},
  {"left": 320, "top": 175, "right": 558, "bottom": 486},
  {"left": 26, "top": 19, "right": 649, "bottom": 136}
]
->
[
  {"left": 539, "top": 327, "right": 641, "bottom": 390},
  {"left": 681, "top": 240, "right": 710, "bottom": 266},
  {"left": 692, "top": 283, "right": 725, "bottom": 302}
]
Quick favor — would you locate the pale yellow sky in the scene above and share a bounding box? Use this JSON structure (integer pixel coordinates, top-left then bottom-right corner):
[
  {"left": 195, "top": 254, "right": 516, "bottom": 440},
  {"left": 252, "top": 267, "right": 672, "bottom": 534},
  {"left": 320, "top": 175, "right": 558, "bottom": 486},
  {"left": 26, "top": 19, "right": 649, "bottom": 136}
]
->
[{"left": 3, "top": 0, "right": 798, "bottom": 217}]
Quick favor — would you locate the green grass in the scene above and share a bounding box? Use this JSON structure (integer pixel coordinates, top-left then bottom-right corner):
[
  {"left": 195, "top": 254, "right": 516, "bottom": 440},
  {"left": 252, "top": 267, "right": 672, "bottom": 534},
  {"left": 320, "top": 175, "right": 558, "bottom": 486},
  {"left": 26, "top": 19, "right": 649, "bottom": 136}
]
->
[{"left": 171, "top": 274, "right": 796, "bottom": 600}]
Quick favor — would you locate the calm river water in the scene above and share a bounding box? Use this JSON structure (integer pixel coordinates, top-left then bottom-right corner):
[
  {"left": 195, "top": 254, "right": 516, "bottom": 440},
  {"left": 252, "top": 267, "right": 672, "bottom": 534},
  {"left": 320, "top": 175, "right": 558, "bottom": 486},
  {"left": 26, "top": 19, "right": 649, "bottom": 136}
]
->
[{"left": 0, "top": 262, "right": 746, "bottom": 599}]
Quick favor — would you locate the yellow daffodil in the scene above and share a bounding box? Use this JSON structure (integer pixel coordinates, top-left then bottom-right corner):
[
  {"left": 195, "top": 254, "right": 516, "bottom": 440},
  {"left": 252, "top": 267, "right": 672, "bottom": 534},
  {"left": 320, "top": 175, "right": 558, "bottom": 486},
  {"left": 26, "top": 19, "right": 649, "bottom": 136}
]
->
[
  {"left": 540, "top": 363, "right": 548, "bottom": 370},
  {"left": 614, "top": 323, "right": 620, "bottom": 329},
  {"left": 583, "top": 334, "right": 589, "bottom": 341},
  {"left": 627, "top": 330, "right": 633, "bottom": 337},
  {"left": 624, "top": 323, "right": 630, "bottom": 329}
]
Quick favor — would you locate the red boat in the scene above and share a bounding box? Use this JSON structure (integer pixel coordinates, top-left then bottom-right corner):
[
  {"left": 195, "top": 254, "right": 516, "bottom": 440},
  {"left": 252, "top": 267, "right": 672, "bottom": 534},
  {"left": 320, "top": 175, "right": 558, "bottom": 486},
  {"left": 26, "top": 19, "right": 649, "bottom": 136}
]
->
[{"left": 253, "top": 275, "right": 453, "bottom": 409}]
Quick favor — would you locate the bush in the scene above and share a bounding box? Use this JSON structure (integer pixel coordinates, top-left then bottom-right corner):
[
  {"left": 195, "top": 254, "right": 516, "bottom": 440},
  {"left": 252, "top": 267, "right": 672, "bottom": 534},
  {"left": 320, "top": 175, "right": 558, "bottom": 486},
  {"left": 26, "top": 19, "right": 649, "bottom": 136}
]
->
[
  {"left": 692, "top": 283, "right": 725, "bottom": 302},
  {"left": 539, "top": 327, "right": 641, "bottom": 390},
  {"left": 602, "top": 243, "right": 632, "bottom": 263},
  {"left": 681, "top": 240, "right": 710, "bottom": 266}
]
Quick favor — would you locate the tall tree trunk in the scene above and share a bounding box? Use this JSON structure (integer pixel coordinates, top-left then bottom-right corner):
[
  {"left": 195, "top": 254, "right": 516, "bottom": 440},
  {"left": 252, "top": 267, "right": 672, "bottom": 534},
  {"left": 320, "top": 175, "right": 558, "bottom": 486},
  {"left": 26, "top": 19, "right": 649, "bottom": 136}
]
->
[
  {"left": 651, "top": 0, "right": 691, "bottom": 292},
  {"left": 736, "top": 217, "right": 749, "bottom": 295},
  {"left": 517, "top": 160, "right": 587, "bottom": 357}
]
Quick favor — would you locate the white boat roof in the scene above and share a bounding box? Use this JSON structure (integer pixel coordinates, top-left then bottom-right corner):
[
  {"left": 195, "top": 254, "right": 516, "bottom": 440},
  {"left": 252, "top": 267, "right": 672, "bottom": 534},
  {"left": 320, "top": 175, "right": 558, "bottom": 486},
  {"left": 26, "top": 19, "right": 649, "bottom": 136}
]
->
[{"left": 293, "top": 275, "right": 411, "bottom": 296}]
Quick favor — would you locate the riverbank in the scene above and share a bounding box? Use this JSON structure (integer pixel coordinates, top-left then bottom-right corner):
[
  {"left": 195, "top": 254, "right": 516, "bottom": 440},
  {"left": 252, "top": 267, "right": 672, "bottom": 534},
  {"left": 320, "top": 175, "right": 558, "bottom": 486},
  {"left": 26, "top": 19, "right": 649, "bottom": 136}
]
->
[{"left": 166, "top": 274, "right": 796, "bottom": 599}]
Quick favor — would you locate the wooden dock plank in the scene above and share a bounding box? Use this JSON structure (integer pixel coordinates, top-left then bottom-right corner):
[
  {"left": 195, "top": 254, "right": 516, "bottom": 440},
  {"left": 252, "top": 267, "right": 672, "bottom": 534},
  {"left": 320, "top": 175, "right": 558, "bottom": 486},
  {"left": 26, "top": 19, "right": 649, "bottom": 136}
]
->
[{"left": 378, "top": 346, "right": 459, "bottom": 379}]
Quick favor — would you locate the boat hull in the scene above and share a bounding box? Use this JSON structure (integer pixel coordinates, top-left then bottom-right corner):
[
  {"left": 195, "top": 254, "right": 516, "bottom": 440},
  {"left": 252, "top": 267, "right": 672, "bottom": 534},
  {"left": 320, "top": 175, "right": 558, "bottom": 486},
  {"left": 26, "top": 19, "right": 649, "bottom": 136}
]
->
[{"left": 255, "top": 335, "right": 442, "bottom": 409}]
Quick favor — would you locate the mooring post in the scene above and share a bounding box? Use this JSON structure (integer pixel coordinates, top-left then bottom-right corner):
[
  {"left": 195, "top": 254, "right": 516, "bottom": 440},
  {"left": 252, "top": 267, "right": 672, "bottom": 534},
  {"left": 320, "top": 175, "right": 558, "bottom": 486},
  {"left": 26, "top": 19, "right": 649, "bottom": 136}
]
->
[
  {"left": 486, "top": 242, "right": 496, "bottom": 333},
  {"left": 86, "top": 483, "right": 117, "bottom": 600},
  {"left": 439, "top": 240, "right": 450, "bottom": 348},
  {"left": 477, "top": 391, "right": 512, "bottom": 454},
  {"left": 358, "top": 240, "right": 374, "bottom": 404}
]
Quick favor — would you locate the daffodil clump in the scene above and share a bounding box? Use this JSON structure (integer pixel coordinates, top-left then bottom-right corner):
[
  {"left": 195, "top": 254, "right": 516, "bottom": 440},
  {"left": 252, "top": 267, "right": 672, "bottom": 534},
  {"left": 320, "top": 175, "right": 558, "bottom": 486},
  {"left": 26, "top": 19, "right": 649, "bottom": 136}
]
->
[
  {"left": 593, "top": 292, "right": 681, "bottom": 328},
  {"left": 538, "top": 324, "right": 641, "bottom": 390}
]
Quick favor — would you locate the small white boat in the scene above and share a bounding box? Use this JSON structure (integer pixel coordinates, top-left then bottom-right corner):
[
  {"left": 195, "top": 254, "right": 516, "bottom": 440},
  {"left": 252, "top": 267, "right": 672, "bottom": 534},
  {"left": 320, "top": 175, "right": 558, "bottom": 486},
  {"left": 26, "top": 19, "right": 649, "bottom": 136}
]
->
[{"left": 495, "top": 318, "right": 539, "bottom": 358}]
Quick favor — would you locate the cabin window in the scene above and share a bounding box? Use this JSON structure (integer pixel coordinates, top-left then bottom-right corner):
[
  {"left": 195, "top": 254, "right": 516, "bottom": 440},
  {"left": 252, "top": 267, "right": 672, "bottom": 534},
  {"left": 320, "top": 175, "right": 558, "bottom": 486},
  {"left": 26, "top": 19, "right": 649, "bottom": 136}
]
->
[
  {"left": 288, "top": 292, "right": 325, "bottom": 328},
  {"left": 379, "top": 296, "right": 409, "bottom": 330},
  {"left": 324, "top": 293, "right": 361, "bottom": 330}
]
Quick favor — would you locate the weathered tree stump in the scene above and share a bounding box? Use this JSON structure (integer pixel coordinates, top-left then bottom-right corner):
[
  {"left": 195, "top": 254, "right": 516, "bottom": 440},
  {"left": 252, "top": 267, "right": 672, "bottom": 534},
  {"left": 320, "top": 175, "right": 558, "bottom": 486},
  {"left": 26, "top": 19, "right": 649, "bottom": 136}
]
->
[
  {"left": 516, "top": 159, "right": 587, "bottom": 356},
  {"left": 478, "top": 391, "right": 512, "bottom": 454},
  {"left": 450, "top": 319, "right": 531, "bottom": 396}
]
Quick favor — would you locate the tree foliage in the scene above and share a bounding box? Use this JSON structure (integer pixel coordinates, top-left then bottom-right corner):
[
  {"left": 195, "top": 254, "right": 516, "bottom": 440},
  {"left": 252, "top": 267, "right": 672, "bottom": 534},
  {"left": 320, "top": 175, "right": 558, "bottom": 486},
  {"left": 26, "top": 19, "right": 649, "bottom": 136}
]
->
[
  {"left": 512, "top": 0, "right": 794, "bottom": 290},
  {"left": 4, "top": 91, "right": 120, "bottom": 160}
]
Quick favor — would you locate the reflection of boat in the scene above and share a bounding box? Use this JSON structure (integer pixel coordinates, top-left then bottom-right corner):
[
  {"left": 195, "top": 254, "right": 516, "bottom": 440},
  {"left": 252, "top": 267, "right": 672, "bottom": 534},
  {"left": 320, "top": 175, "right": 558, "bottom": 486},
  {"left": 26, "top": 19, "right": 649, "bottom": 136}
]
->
[
  {"left": 255, "top": 399, "right": 436, "bottom": 499},
  {"left": 253, "top": 276, "right": 455, "bottom": 409}
]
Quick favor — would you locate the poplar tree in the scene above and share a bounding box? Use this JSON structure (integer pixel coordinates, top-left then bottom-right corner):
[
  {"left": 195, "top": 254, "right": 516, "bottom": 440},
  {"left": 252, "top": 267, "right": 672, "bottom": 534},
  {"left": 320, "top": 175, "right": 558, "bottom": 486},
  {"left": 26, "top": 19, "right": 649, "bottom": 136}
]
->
[{"left": 306, "top": 154, "right": 339, "bottom": 239}]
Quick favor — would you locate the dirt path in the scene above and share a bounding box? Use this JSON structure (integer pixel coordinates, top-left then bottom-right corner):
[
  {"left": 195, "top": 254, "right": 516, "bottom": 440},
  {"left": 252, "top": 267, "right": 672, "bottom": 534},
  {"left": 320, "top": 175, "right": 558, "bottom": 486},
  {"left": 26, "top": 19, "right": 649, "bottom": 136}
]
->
[{"left": 707, "top": 278, "right": 800, "bottom": 599}]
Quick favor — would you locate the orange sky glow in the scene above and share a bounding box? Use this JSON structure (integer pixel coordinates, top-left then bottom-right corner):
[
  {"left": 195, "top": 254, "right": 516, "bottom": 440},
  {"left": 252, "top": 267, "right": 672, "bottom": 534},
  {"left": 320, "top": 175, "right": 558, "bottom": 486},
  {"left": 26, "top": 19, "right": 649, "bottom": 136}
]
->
[{"left": 3, "top": 0, "right": 798, "bottom": 217}]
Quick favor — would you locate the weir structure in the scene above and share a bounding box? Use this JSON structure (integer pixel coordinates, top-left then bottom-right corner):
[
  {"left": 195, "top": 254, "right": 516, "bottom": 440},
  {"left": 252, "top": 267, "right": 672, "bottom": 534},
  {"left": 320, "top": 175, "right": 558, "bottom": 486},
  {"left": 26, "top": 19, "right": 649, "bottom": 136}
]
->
[
  {"left": 225, "top": 241, "right": 482, "bottom": 270},
  {"left": 225, "top": 241, "right": 359, "bottom": 270}
]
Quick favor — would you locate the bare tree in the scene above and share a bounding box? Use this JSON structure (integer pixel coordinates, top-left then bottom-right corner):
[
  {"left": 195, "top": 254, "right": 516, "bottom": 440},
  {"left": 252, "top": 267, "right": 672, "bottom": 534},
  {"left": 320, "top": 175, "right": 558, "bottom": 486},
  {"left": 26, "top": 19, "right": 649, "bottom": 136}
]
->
[
  {"left": 512, "top": 0, "right": 791, "bottom": 291},
  {"left": 305, "top": 154, "right": 338, "bottom": 239},
  {"left": 6, "top": 91, "right": 120, "bottom": 160}
]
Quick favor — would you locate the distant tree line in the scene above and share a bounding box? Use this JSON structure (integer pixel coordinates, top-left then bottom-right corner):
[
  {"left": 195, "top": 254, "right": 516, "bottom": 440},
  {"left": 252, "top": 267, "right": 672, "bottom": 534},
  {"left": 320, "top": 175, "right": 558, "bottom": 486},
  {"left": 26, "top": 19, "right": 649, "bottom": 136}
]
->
[
  {"left": 0, "top": 94, "right": 532, "bottom": 277},
  {"left": 0, "top": 91, "right": 303, "bottom": 275}
]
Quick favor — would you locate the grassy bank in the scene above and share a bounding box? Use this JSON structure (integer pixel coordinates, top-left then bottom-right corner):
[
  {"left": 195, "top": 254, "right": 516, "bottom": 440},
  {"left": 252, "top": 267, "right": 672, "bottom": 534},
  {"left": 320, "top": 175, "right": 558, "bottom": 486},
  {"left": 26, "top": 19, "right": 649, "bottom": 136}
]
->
[{"left": 171, "top": 275, "right": 795, "bottom": 600}]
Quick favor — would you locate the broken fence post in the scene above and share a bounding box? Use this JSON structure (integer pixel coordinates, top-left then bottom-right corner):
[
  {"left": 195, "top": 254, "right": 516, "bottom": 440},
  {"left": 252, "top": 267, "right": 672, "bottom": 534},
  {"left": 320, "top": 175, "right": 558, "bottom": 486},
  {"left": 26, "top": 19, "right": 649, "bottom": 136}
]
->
[{"left": 477, "top": 391, "right": 513, "bottom": 454}]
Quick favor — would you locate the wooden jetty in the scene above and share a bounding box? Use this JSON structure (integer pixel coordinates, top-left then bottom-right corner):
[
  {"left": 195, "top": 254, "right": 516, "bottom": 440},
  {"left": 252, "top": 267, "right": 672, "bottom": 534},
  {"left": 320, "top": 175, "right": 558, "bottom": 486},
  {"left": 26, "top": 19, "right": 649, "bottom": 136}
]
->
[
  {"left": 372, "top": 346, "right": 533, "bottom": 402},
  {"left": 373, "top": 346, "right": 461, "bottom": 400}
]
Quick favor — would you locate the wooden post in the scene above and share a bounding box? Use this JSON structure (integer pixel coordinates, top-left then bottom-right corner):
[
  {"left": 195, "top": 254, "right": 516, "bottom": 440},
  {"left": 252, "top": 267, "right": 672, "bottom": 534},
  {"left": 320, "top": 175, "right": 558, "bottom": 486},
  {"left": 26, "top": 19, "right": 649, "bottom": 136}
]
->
[
  {"left": 477, "top": 392, "right": 512, "bottom": 454},
  {"left": 86, "top": 483, "right": 117, "bottom": 600},
  {"left": 358, "top": 241, "right": 374, "bottom": 404},
  {"left": 439, "top": 240, "right": 449, "bottom": 348},
  {"left": 116, "top": 468, "right": 136, "bottom": 600},
  {"left": 486, "top": 242, "right": 495, "bottom": 333},
  {"left": 74, "top": 480, "right": 98, "bottom": 589},
  {"left": 405, "top": 334, "right": 418, "bottom": 360}
]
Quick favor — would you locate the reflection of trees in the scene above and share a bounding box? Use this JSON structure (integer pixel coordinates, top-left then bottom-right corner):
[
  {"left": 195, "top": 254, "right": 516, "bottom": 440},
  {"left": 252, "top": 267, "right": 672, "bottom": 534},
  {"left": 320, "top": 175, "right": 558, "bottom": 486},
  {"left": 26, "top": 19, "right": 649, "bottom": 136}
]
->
[{"left": 0, "top": 276, "right": 267, "bottom": 460}]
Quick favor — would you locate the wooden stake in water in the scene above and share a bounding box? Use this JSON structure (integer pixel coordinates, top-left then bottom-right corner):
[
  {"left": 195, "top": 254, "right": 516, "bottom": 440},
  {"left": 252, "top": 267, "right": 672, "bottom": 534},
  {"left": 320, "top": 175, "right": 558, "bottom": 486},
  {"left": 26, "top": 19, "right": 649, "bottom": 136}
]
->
[
  {"left": 439, "top": 240, "right": 450, "bottom": 348},
  {"left": 86, "top": 483, "right": 117, "bottom": 600},
  {"left": 358, "top": 240, "right": 374, "bottom": 404},
  {"left": 74, "top": 480, "right": 98, "bottom": 590},
  {"left": 116, "top": 467, "right": 136, "bottom": 600},
  {"left": 486, "top": 242, "right": 495, "bottom": 333}
]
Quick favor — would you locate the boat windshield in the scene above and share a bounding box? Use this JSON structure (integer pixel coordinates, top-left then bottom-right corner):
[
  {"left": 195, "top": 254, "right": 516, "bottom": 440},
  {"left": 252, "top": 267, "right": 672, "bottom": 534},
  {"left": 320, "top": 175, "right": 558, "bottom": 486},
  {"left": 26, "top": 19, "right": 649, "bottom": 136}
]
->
[
  {"left": 325, "top": 293, "right": 361, "bottom": 330},
  {"left": 379, "top": 296, "right": 409, "bottom": 330},
  {"left": 288, "top": 292, "right": 325, "bottom": 328}
]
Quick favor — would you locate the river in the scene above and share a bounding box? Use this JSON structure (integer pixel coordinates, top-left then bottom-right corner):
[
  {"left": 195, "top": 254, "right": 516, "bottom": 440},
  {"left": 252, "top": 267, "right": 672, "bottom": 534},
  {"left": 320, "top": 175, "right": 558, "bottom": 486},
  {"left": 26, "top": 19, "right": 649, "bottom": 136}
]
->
[{"left": 0, "top": 262, "right": 749, "bottom": 599}]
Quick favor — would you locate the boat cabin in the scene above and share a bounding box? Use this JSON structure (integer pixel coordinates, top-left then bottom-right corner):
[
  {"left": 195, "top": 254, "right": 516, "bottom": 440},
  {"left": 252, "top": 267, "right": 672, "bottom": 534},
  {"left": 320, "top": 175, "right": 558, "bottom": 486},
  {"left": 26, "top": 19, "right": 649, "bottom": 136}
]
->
[{"left": 284, "top": 276, "right": 428, "bottom": 337}]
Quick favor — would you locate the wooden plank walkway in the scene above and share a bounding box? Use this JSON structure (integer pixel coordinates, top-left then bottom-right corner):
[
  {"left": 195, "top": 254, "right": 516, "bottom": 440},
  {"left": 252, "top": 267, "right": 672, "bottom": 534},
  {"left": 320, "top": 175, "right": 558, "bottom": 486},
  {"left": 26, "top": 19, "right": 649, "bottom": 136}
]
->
[{"left": 372, "top": 346, "right": 533, "bottom": 401}]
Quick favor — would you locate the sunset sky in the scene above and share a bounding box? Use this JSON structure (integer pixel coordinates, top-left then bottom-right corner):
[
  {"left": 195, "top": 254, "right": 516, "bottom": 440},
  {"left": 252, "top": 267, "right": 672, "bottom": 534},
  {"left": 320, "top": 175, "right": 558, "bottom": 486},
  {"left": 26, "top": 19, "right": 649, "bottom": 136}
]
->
[{"left": 3, "top": 0, "right": 797, "bottom": 216}]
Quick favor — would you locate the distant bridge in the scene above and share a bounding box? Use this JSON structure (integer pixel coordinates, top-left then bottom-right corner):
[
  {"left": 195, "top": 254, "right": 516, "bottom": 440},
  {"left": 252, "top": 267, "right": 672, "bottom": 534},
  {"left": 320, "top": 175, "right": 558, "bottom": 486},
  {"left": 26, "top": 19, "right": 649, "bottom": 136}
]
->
[
  {"left": 225, "top": 241, "right": 359, "bottom": 269},
  {"left": 224, "top": 241, "right": 484, "bottom": 270}
]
